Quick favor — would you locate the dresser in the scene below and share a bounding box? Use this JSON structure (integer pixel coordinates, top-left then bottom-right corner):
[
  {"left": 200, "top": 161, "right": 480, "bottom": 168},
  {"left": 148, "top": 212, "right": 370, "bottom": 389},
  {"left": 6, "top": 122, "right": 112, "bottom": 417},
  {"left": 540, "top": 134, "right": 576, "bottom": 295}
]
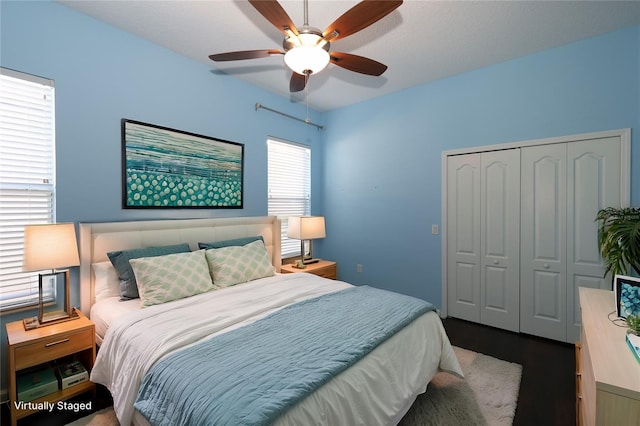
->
[{"left": 577, "top": 287, "right": 640, "bottom": 425}]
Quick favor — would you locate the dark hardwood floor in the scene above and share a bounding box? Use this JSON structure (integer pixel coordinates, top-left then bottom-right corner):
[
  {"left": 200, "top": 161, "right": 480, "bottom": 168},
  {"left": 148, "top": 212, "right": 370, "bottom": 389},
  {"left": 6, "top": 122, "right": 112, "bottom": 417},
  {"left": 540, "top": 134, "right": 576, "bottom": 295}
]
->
[
  {"left": 442, "top": 317, "right": 576, "bottom": 426},
  {"left": 3, "top": 318, "right": 576, "bottom": 426}
]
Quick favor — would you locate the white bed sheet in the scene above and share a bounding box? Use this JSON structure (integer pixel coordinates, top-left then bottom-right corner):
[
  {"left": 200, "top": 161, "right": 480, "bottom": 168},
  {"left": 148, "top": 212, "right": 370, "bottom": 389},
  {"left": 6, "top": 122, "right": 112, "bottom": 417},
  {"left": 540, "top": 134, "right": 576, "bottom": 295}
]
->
[
  {"left": 90, "top": 273, "right": 462, "bottom": 426},
  {"left": 90, "top": 297, "right": 140, "bottom": 345}
]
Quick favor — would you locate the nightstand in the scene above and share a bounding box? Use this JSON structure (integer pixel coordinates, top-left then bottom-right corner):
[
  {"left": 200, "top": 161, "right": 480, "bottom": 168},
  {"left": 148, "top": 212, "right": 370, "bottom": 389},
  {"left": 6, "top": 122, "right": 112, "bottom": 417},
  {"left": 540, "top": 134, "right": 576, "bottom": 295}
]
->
[
  {"left": 281, "top": 259, "right": 337, "bottom": 280},
  {"left": 6, "top": 310, "right": 96, "bottom": 426}
]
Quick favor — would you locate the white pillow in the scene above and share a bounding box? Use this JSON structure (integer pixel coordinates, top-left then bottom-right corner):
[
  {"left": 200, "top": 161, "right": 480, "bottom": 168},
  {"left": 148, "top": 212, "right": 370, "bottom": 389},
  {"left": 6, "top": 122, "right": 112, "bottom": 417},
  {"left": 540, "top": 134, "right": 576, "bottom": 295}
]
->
[
  {"left": 92, "top": 261, "right": 121, "bottom": 302},
  {"left": 205, "top": 239, "right": 275, "bottom": 288},
  {"left": 130, "top": 250, "right": 214, "bottom": 307}
]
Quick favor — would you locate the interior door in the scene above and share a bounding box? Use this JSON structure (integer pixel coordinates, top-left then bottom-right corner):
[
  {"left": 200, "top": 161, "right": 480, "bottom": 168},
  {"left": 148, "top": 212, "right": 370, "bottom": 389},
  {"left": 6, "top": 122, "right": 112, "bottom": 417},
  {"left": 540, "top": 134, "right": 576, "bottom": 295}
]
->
[
  {"left": 566, "top": 137, "right": 621, "bottom": 342},
  {"left": 447, "top": 154, "right": 481, "bottom": 322},
  {"left": 520, "top": 144, "right": 567, "bottom": 341},
  {"left": 481, "top": 149, "right": 520, "bottom": 332}
]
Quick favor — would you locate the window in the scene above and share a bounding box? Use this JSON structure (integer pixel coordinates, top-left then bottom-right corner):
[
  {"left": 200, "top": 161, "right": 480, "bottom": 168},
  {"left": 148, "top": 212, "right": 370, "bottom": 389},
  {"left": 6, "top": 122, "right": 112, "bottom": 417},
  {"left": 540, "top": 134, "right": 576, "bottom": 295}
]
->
[
  {"left": 0, "top": 68, "right": 56, "bottom": 311},
  {"left": 267, "top": 138, "right": 311, "bottom": 258}
]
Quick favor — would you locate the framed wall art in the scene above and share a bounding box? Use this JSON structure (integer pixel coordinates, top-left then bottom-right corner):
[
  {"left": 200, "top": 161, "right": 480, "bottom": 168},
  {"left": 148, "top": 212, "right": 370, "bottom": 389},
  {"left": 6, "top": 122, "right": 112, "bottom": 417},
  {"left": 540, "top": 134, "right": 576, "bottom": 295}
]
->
[{"left": 122, "top": 119, "right": 243, "bottom": 209}]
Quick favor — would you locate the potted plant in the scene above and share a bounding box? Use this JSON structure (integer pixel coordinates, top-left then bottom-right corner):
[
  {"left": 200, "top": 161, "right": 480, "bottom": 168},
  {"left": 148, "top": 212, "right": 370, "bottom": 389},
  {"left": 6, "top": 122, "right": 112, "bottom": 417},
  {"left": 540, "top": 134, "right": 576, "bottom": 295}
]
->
[
  {"left": 596, "top": 207, "right": 640, "bottom": 277},
  {"left": 627, "top": 314, "right": 640, "bottom": 336}
]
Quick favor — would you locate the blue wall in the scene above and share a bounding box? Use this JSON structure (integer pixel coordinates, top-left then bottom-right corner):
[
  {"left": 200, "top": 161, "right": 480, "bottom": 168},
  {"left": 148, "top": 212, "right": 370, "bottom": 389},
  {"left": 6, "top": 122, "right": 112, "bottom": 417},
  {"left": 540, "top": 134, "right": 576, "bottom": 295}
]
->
[{"left": 320, "top": 25, "right": 640, "bottom": 306}]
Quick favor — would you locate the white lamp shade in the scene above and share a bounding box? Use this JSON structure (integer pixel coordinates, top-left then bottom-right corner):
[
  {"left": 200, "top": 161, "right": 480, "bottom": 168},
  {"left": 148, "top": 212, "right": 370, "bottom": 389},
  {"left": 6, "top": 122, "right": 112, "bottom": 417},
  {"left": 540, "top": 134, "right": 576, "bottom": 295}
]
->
[
  {"left": 284, "top": 46, "right": 330, "bottom": 75},
  {"left": 23, "top": 223, "right": 80, "bottom": 272},
  {"left": 287, "top": 216, "right": 326, "bottom": 240}
]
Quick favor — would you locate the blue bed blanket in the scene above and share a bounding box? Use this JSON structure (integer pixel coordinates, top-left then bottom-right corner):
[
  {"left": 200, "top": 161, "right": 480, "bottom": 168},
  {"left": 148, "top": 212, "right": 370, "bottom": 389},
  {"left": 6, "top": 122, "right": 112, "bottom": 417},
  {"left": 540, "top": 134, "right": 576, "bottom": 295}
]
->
[{"left": 134, "top": 285, "right": 436, "bottom": 426}]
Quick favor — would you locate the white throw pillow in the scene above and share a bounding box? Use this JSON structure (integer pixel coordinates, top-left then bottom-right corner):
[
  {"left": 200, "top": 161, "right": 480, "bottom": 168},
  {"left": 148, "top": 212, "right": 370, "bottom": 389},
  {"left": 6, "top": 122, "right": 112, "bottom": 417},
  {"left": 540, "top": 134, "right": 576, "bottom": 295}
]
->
[
  {"left": 205, "top": 239, "right": 275, "bottom": 288},
  {"left": 92, "top": 261, "right": 121, "bottom": 301},
  {"left": 130, "top": 250, "right": 213, "bottom": 307}
]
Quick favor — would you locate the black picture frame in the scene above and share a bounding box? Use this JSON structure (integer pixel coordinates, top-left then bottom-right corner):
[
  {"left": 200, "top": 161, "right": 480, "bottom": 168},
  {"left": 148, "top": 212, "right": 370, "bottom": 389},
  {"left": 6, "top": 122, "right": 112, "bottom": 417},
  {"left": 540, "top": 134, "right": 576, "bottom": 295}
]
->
[
  {"left": 122, "top": 119, "right": 244, "bottom": 209},
  {"left": 614, "top": 274, "right": 640, "bottom": 318}
]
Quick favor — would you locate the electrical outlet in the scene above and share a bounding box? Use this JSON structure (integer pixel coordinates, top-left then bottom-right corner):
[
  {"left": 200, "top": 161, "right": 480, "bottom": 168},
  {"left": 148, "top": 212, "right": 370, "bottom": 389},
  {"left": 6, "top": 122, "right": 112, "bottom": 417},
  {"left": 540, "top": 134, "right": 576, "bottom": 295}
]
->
[
  {"left": 432, "top": 224, "right": 439, "bottom": 235},
  {"left": 357, "top": 264, "right": 363, "bottom": 273}
]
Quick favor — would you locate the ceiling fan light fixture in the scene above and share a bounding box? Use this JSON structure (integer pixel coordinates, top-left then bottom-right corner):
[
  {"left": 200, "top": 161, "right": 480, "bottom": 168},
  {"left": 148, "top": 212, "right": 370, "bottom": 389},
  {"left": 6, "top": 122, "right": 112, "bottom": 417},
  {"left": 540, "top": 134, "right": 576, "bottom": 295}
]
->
[
  {"left": 284, "top": 45, "right": 330, "bottom": 75},
  {"left": 210, "top": 0, "right": 401, "bottom": 92}
]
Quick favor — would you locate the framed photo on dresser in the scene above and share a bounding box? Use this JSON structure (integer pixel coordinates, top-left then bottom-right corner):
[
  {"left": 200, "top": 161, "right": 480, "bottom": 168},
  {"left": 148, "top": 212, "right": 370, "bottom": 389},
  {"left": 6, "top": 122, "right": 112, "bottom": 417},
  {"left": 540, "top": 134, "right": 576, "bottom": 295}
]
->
[{"left": 614, "top": 274, "right": 640, "bottom": 318}]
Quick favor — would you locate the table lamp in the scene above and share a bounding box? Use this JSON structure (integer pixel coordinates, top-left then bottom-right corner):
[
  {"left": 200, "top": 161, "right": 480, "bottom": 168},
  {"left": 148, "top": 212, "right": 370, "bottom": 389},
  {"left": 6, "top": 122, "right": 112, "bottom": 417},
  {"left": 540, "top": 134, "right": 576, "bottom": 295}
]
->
[
  {"left": 287, "top": 216, "right": 326, "bottom": 266},
  {"left": 22, "top": 223, "right": 80, "bottom": 329}
]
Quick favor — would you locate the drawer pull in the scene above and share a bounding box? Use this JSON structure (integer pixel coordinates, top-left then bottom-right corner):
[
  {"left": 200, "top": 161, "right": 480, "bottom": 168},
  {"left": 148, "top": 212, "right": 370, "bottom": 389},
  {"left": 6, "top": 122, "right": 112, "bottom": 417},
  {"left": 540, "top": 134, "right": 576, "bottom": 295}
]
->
[{"left": 45, "top": 338, "right": 70, "bottom": 347}]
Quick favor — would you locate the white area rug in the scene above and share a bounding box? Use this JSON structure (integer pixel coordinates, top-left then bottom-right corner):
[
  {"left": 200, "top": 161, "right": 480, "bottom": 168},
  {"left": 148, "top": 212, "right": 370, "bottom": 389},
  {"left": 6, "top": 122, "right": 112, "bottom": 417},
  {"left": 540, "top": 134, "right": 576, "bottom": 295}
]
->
[
  {"left": 66, "top": 406, "right": 117, "bottom": 426},
  {"left": 400, "top": 346, "right": 522, "bottom": 426},
  {"left": 68, "top": 346, "right": 522, "bottom": 426}
]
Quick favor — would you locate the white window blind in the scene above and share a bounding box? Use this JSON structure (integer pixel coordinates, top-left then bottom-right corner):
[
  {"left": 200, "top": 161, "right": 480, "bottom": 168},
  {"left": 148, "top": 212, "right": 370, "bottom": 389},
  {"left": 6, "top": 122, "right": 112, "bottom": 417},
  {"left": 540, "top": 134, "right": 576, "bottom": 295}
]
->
[
  {"left": 0, "top": 68, "right": 56, "bottom": 311},
  {"left": 267, "top": 139, "right": 311, "bottom": 258}
]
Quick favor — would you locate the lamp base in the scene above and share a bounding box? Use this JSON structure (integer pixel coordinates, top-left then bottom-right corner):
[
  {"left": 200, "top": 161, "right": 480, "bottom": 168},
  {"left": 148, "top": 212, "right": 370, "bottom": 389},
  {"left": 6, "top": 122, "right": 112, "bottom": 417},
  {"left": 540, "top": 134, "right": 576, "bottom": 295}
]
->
[
  {"left": 302, "top": 258, "right": 320, "bottom": 265},
  {"left": 23, "top": 308, "right": 80, "bottom": 331}
]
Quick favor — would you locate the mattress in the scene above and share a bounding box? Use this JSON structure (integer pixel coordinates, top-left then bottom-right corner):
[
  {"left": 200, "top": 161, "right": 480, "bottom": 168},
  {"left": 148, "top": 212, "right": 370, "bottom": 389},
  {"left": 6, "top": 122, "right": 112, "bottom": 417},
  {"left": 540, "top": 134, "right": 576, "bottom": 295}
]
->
[
  {"left": 90, "top": 273, "right": 462, "bottom": 426},
  {"left": 90, "top": 296, "right": 139, "bottom": 345}
]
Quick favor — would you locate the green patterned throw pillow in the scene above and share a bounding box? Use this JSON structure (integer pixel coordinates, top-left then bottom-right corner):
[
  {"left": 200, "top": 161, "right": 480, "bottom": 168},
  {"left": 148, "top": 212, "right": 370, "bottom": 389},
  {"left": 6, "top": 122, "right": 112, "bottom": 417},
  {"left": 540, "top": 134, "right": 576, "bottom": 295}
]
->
[
  {"left": 205, "top": 239, "right": 275, "bottom": 288},
  {"left": 130, "top": 250, "right": 214, "bottom": 307}
]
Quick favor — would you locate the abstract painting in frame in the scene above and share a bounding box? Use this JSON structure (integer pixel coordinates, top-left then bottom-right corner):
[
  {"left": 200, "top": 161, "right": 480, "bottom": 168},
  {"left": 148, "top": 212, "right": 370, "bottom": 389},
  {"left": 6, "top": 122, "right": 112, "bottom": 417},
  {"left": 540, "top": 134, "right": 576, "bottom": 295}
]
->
[{"left": 122, "top": 119, "right": 243, "bottom": 209}]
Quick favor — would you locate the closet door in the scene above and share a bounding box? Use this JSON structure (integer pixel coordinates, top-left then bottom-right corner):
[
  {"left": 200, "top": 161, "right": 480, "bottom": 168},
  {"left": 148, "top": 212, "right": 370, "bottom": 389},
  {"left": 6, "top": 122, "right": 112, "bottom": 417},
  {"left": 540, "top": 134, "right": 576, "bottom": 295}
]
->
[
  {"left": 447, "top": 154, "right": 481, "bottom": 322},
  {"left": 566, "top": 137, "right": 621, "bottom": 342},
  {"left": 481, "top": 149, "right": 520, "bottom": 332},
  {"left": 521, "top": 138, "right": 622, "bottom": 342},
  {"left": 447, "top": 150, "right": 520, "bottom": 330},
  {"left": 520, "top": 144, "right": 567, "bottom": 341}
]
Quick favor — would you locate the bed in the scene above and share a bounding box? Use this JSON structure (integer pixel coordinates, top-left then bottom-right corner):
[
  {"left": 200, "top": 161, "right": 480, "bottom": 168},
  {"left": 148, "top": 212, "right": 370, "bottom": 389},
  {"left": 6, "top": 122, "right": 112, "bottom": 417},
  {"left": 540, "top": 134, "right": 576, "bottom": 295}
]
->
[{"left": 79, "top": 216, "right": 462, "bottom": 426}]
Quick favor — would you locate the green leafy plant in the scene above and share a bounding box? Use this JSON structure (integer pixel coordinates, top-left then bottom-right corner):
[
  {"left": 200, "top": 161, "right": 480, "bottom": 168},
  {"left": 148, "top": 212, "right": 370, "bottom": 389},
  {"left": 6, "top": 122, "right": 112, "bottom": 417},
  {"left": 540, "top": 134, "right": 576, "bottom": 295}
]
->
[
  {"left": 626, "top": 314, "right": 640, "bottom": 335},
  {"left": 597, "top": 207, "right": 640, "bottom": 277}
]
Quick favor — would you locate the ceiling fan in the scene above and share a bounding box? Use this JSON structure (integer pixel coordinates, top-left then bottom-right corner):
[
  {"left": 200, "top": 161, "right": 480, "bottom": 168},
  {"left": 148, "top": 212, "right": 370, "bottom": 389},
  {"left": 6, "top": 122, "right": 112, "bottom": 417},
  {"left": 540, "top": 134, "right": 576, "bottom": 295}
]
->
[{"left": 209, "top": 0, "right": 403, "bottom": 92}]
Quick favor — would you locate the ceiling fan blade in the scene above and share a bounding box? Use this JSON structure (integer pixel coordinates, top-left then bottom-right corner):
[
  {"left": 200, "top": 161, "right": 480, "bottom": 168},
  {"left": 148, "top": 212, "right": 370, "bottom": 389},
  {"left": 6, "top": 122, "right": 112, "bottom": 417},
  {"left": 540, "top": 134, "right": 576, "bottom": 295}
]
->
[
  {"left": 290, "top": 72, "right": 306, "bottom": 92},
  {"left": 330, "top": 52, "right": 388, "bottom": 76},
  {"left": 209, "top": 49, "right": 282, "bottom": 62},
  {"left": 322, "top": 0, "right": 402, "bottom": 42},
  {"left": 249, "top": 0, "right": 298, "bottom": 35}
]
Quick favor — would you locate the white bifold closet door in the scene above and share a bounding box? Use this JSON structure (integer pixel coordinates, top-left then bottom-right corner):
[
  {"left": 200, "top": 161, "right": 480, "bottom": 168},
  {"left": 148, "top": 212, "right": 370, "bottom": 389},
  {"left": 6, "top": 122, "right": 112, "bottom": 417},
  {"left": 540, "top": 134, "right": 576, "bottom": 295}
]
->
[
  {"left": 520, "top": 143, "right": 568, "bottom": 341},
  {"left": 447, "top": 149, "right": 520, "bottom": 332},
  {"left": 520, "top": 138, "right": 621, "bottom": 343}
]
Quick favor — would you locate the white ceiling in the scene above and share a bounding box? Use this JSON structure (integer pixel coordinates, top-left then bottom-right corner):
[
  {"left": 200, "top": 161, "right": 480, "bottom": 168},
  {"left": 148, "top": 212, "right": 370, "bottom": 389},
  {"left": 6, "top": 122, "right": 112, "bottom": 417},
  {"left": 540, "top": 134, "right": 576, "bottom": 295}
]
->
[{"left": 58, "top": 0, "right": 640, "bottom": 112}]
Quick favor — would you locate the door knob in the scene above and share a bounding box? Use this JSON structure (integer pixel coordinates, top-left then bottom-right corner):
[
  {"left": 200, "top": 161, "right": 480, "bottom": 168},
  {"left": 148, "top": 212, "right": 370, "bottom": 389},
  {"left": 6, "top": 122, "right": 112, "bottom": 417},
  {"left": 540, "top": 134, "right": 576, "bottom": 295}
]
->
[{"left": 544, "top": 264, "right": 550, "bottom": 269}]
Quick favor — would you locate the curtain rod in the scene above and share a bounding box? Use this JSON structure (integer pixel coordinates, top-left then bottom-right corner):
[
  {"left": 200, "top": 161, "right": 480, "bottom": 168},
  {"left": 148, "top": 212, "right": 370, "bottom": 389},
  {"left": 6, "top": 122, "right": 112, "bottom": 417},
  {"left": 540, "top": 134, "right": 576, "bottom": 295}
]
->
[{"left": 255, "top": 103, "right": 325, "bottom": 131}]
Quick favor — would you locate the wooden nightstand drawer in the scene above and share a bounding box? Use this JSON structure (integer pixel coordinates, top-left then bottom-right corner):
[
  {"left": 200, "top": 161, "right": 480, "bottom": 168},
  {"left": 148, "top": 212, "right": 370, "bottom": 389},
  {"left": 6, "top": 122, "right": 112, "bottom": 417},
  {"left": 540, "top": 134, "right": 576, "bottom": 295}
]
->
[{"left": 14, "top": 328, "right": 93, "bottom": 370}]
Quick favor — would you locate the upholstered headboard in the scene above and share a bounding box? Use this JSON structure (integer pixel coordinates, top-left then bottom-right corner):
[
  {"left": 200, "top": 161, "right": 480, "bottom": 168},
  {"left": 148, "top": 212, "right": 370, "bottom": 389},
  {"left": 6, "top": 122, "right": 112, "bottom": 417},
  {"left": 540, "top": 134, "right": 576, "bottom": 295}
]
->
[{"left": 79, "top": 216, "right": 281, "bottom": 316}]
